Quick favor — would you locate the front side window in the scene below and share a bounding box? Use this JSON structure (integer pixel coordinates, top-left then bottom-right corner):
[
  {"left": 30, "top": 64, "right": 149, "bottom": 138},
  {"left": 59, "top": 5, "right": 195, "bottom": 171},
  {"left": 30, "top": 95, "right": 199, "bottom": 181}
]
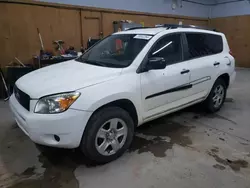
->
[
  {"left": 76, "top": 34, "right": 151, "bottom": 68},
  {"left": 186, "top": 33, "right": 223, "bottom": 60},
  {"left": 149, "top": 34, "right": 182, "bottom": 65}
]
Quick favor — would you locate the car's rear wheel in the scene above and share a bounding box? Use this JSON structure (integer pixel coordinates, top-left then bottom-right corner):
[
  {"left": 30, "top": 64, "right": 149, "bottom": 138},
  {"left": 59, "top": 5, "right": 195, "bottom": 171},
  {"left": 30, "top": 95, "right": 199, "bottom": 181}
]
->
[
  {"left": 80, "top": 107, "right": 134, "bottom": 164},
  {"left": 205, "top": 78, "right": 227, "bottom": 113}
]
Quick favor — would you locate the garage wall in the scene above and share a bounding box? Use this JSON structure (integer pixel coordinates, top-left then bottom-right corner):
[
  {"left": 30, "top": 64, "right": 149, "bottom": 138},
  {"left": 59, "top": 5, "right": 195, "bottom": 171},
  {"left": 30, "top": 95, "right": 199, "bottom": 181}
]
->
[
  {"left": 101, "top": 13, "right": 208, "bottom": 36},
  {"left": 0, "top": 3, "right": 82, "bottom": 66},
  {"left": 210, "top": 16, "right": 250, "bottom": 68},
  {"left": 35, "top": 0, "right": 212, "bottom": 18},
  {"left": 0, "top": 0, "right": 208, "bottom": 68},
  {"left": 211, "top": 0, "right": 250, "bottom": 18},
  {"left": 209, "top": 0, "right": 250, "bottom": 68}
]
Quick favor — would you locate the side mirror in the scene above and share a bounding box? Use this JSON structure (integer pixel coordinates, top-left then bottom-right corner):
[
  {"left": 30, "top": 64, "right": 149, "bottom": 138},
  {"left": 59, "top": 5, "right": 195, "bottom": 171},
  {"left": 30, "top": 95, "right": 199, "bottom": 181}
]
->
[{"left": 147, "top": 57, "right": 167, "bottom": 70}]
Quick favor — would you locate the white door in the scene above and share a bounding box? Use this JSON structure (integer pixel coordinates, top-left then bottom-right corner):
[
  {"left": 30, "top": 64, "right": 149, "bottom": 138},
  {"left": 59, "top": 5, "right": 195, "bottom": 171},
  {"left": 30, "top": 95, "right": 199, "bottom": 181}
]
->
[
  {"left": 140, "top": 34, "right": 191, "bottom": 119},
  {"left": 183, "top": 32, "right": 224, "bottom": 100}
]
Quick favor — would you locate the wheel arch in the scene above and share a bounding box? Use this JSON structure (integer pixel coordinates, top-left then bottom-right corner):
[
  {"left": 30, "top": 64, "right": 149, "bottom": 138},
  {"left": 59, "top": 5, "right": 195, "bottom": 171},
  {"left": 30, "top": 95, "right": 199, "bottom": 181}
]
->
[
  {"left": 87, "top": 99, "right": 140, "bottom": 129},
  {"left": 217, "top": 73, "right": 230, "bottom": 88}
]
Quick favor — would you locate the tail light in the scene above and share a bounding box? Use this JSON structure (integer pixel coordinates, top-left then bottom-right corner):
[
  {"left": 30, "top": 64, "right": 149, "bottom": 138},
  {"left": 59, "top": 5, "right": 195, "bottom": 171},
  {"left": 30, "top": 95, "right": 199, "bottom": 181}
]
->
[{"left": 229, "top": 50, "right": 234, "bottom": 57}]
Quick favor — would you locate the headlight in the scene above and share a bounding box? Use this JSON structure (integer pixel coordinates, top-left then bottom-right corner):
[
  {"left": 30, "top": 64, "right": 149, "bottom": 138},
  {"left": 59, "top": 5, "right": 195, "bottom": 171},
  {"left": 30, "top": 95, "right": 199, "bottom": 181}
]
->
[{"left": 34, "top": 92, "right": 81, "bottom": 114}]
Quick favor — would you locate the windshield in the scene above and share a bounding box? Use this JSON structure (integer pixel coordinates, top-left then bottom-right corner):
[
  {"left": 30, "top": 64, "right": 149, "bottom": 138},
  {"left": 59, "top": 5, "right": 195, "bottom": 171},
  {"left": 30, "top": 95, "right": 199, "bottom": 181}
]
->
[{"left": 76, "top": 34, "right": 151, "bottom": 68}]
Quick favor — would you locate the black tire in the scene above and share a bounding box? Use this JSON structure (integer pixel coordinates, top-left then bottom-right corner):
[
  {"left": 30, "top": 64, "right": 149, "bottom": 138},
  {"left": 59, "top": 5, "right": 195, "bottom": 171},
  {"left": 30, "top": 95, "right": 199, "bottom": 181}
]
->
[
  {"left": 204, "top": 78, "right": 227, "bottom": 113},
  {"left": 80, "top": 107, "right": 134, "bottom": 164}
]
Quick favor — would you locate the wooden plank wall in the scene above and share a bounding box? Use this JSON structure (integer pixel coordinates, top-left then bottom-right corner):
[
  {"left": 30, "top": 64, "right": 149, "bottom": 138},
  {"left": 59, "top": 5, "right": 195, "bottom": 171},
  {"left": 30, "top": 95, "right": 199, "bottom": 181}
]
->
[
  {"left": 210, "top": 16, "right": 250, "bottom": 68},
  {"left": 102, "top": 13, "right": 208, "bottom": 36},
  {"left": 0, "top": 3, "right": 81, "bottom": 67},
  {"left": 0, "top": 1, "right": 208, "bottom": 68}
]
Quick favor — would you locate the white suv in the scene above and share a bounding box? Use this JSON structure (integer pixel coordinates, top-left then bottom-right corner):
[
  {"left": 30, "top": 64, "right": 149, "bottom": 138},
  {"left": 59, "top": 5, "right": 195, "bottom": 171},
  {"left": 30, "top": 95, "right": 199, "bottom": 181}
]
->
[{"left": 9, "top": 26, "right": 236, "bottom": 163}]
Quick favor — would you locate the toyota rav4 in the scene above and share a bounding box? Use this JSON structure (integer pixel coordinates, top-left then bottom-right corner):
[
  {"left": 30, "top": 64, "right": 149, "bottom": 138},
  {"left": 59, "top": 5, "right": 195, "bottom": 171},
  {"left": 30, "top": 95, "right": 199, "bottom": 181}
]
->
[{"left": 9, "top": 26, "right": 236, "bottom": 163}]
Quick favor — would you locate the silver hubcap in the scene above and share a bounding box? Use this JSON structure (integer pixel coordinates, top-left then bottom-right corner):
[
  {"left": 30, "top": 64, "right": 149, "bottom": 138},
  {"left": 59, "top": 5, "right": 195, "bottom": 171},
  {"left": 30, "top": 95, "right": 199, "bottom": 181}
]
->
[
  {"left": 95, "top": 118, "right": 128, "bottom": 156},
  {"left": 212, "top": 85, "right": 225, "bottom": 108}
]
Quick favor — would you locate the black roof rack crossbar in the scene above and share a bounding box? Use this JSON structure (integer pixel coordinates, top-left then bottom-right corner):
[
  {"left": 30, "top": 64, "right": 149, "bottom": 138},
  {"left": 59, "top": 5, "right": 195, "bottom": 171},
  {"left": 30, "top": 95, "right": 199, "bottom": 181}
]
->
[
  {"left": 157, "top": 24, "right": 217, "bottom": 32},
  {"left": 126, "top": 27, "right": 154, "bottom": 30},
  {"left": 124, "top": 25, "right": 217, "bottom": 32}
]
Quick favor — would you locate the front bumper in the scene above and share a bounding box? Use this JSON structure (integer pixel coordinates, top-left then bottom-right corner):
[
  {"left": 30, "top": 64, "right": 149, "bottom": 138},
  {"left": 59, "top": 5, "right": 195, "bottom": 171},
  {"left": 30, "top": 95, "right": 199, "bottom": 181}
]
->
[{"left": 9, "top": 94, "right": 92, "bottom": 148}]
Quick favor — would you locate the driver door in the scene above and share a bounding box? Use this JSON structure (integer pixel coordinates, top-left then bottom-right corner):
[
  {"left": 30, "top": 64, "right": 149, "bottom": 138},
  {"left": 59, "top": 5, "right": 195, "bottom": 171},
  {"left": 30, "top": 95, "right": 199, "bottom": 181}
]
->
[{"left": 140, "top": 33, "right": 191, "bottom": 120}]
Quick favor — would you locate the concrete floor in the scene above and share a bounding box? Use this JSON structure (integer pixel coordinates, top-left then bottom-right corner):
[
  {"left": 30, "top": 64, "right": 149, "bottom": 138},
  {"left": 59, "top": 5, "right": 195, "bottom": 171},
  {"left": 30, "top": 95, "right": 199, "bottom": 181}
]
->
[{"left": 0, "top": 69, "right": 250, "bottom": 188}]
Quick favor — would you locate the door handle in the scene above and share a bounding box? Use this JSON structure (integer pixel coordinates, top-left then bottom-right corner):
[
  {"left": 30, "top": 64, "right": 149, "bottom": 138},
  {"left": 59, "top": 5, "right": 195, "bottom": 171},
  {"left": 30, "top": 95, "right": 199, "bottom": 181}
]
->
[
  {"left": 180, "top": 69, "right": 190, "bottom": 74},
  {"left": 214, "top": 62, "right": 220, "bottom": 66}
]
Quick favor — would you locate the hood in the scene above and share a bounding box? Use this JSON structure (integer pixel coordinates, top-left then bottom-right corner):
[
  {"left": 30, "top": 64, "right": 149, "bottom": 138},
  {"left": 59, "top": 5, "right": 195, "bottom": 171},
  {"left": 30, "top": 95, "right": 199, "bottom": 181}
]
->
[{"left": 16, "top": 60, "right": 122, "bottom": 98}]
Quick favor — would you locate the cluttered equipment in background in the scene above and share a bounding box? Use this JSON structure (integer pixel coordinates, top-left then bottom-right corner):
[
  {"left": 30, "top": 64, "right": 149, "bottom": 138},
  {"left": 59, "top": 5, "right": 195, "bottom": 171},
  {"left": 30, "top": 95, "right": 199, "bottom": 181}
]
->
[
  {"left": 33, "top": 28, "right": 80, "bottom": 68},
  {"left": 0, "top": 58, "right": 33, "bottom": 100},
  {"left": 113, "top": 20, "right": 143, "bottom": 32},
  {"left": 0, "top": 28, "right": 82, "bottom": 99},
  {"left": 87, "top": 38, "right": 100, "bottom": 49},
  {"left": 84, "top": 31, "right": 104, "bottom": 51},
  {"left": 0, "top": 20, "right": 144, "bottom": 99}
]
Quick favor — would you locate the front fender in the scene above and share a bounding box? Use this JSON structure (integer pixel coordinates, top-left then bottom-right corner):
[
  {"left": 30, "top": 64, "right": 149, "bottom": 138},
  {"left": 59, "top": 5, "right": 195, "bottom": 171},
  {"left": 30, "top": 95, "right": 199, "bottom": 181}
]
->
[{"left": 70, "top": 74, "right": 143, "bottom": 124}]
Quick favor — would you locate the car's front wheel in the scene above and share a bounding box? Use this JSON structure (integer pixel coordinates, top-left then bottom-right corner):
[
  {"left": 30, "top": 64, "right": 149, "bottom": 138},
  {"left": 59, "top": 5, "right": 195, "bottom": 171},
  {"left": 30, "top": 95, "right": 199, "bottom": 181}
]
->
[
  {"left": 205, "top": 78, "right": 227, "bottom": 113},
  {"left": 80, "top": 107, "right": 134, "bottom": 164}
]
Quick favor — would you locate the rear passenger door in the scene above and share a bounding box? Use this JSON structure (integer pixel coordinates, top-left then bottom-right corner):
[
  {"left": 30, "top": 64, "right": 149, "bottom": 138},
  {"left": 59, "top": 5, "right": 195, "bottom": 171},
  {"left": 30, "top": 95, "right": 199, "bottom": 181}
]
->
[{"left": 183, "top": 32, "right": 224, "bottom": 99}]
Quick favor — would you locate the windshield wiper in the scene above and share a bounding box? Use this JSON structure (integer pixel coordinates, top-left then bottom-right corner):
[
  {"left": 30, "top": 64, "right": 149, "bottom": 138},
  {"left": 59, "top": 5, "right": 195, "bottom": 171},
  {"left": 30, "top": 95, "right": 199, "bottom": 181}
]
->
[
  {"left": 77, "top": 58, "right": 107, "bottom": 67},
  {"left": 102, "top": 62, "right": 125, "bottom": 68},
  {"left": 86, "top": 60, "right": 107, "bottom": 67},
  {"left": 76, "top": 57, "right": 127, "bottom": 68}
]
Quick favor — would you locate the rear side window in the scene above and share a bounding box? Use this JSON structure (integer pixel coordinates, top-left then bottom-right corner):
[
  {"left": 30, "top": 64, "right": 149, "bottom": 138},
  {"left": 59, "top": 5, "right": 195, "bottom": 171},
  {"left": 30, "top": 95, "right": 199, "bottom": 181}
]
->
[{"left": 185, "top": 33, "right": 223, "bottom": 60}]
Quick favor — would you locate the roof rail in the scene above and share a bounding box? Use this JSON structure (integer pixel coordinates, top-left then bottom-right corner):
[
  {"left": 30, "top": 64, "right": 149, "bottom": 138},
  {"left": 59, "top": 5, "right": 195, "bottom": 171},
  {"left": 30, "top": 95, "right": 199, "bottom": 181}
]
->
[
  {"left": 126, "top": 27, "right": 153, "bottom": 30},
  {"left": 156, "top": 24, "right": 217, "bottom": 32}
]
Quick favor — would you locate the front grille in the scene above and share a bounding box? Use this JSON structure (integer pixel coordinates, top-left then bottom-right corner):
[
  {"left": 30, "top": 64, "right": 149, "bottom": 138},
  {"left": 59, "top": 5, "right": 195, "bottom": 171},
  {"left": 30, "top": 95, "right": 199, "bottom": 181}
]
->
[{"left": 14, "top": 85, "right": 30, "bottom": 111}]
